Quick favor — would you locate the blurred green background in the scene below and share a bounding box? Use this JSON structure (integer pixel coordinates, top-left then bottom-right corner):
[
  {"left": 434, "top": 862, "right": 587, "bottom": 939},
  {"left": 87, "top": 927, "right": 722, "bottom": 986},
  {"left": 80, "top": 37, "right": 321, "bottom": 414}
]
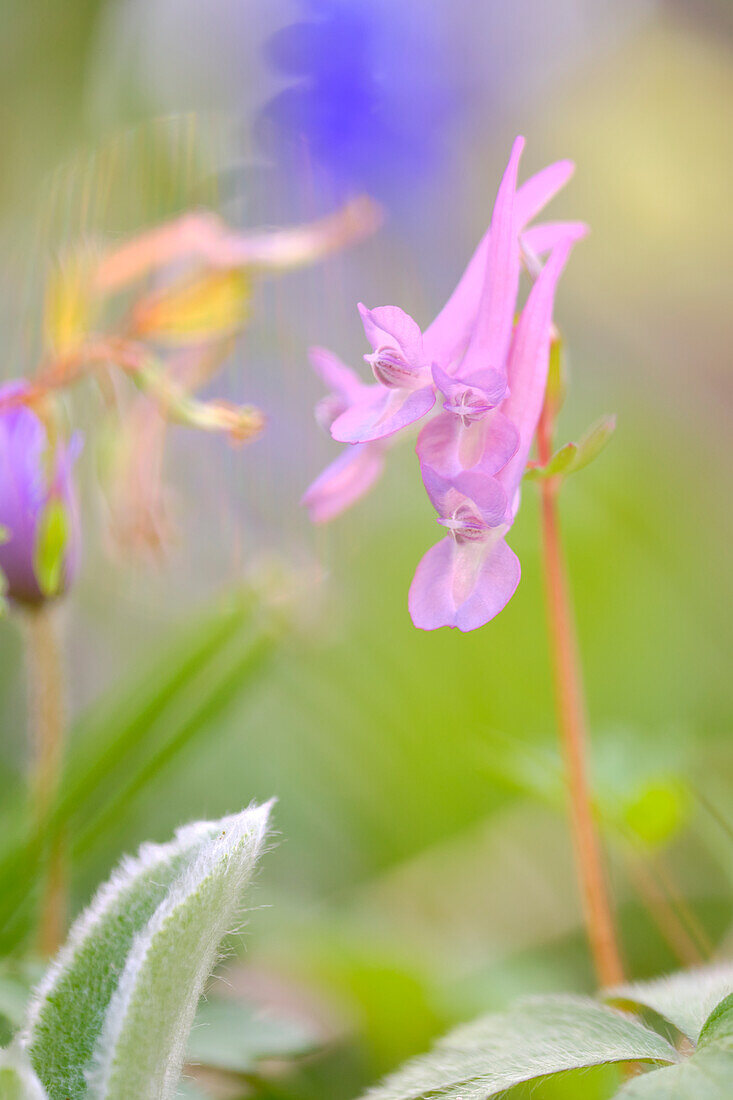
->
[{"left": 0, "top": 2, "right": 731, "bottom": 1097}]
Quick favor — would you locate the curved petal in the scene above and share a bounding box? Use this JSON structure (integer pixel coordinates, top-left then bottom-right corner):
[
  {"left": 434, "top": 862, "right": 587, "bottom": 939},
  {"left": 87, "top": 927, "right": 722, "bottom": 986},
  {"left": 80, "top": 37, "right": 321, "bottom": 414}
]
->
[
  {"left": 418, "top": 410, "right": 518, "bottom": 481},
  {"left": 499, "top": 237, "right": 576, "bottom": 499},
  {"left": 357, "top": 303, "right": 424, "bottom": 362},
  {"left": 423, "top": 157, "right": 574, "bottom": 369},
  {"left": 432, "top": 363, "right": 506, "bottom": 412},
  {"left": 462, "top": 135, "right": 524, "bottom": 377},
  {"left": 522, "top": 221, "right": 588, "bottom": 257},
  {"left": 409, "top": 537, "right": 458, "bottom": 630},
  {"left": 514, "top": 160, "right": 575, "bottom": 225},
  {"left": 417, "top": 413, "right": 463, "bottom": 478},
  {"left": 454, "top": 536, "right": 521, "bottom": 631},
  {"left": 471, "top": 412, "right": 520, "bottom": 477},
  {"left": 452, "top": 470, "right": 508, "bottom": 527},
  {"left": 302, "top": 443, "right": 385, "bottom": 523},
  {"left": 331, "top": 383, "right": 435, "bottom": 443},
  {"left": 409, "top": 533, "right": 521, "bottom": 631},
  {"left": 308, "top": 345, "right": 364, "bottom": 401}
]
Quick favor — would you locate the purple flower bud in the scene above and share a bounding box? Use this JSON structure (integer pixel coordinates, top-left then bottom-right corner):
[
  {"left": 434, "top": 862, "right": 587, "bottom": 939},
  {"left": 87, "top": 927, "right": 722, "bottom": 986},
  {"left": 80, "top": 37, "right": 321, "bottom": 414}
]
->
[{"left": 0, "top": 382, "right": 81, "bottom": 606}]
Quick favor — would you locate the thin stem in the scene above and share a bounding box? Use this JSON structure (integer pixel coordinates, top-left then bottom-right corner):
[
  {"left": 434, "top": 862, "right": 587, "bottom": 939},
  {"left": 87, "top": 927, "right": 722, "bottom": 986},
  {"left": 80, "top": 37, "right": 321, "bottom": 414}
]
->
[
  {"left": 23, "top": 603, "right": 67, "bottom": 956},
  {"left": 537, "top": 407, "right": 624, "bottom": 988}
]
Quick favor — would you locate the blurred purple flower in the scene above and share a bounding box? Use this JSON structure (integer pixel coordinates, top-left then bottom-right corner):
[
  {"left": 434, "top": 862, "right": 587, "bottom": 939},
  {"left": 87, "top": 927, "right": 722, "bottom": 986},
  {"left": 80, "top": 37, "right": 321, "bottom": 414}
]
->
[
  {"left": 0, "top": 383, "right": 81, "bottom": 605},
  {"left": 257, "top": 0, "right": 464, "bottom": 203}
]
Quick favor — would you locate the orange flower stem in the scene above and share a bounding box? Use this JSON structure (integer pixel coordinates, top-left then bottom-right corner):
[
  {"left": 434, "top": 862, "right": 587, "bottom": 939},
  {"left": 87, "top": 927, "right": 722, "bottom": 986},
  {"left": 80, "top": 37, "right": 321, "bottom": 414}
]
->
[{"left": 537, "top": 404, "right": 624, "bottom": 988}]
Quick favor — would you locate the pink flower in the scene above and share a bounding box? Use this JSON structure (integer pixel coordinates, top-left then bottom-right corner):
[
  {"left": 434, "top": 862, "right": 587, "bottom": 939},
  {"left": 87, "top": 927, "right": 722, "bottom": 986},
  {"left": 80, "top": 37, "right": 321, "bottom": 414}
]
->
[
  {"left": 409, "top": 236, "right": 578, "bottom": 631},
  {"left": 330, "top": 305, "right": 436, "bottom": 444},
  {"left": 329, "top": 143, "right": 580, "bottom": 448},
  {"left": 301, "top": 347, "right": 387, "bottom": 523}
]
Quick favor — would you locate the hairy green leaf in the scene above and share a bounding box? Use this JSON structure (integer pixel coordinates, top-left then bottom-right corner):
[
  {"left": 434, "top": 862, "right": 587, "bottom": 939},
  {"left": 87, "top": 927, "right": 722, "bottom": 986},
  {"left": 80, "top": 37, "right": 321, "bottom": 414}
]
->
[
  {"left": 86, "top": 802, "right": 271, "bottom": 1100},
  {"left": 23, "top": 818, "right": 234, "bottom": 1099},
  {"left": 606, "top": 963, "right": 733, "bottom": 1043},
  {"left": 0, "top": 587, "right": 280, "bottom": 953},
  {"left": 360, "top": 996, "right": 678, "bottom": 1100}
]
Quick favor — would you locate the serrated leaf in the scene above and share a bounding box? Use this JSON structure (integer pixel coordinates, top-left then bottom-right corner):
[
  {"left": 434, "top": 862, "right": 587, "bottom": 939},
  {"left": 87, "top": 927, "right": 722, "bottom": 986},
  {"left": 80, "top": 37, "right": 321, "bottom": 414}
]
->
[
  {"left": 86, "top": 802, "right": 272, "bottom": 1100},
  {"left": 132, "top": 269, "right": 250, "bottom": 343},
  {"left": 23, "top": 818, "right": 234, "bottom": 1099},
  {"left": 0, "top": 1044, "right": 47, "bottom": 1099},
  {"left": 32, "top": 500, "right": 69, "bottom": 599},
  {"left": 360, "top": 996, "right": 678, "bottom": 1100},
  {"left": 187, "top": 997, "right": 318, "bottom": 1074},
  {"left": 606, "top": 963, "right": 733, "bottom": 1043}
]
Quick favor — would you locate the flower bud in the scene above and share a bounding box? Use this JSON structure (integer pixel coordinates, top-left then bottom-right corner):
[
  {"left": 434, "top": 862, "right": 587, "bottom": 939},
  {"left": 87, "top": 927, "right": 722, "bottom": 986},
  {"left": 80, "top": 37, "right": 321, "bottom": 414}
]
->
[{"left": 0, "top": 383, "right": 81, "bottom": 605}]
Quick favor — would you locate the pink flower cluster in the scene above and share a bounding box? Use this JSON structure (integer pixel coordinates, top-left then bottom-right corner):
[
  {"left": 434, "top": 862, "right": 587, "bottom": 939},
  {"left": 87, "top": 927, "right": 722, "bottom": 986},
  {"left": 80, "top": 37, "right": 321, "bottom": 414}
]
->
[{"left": 303, "top": 138, "right": 586, "bottom": 631}]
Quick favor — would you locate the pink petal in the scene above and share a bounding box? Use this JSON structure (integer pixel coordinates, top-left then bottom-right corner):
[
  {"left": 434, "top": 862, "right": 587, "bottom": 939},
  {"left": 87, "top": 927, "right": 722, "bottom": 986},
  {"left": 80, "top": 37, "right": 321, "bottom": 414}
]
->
[
  {"left": 469, "top": 412, "right": 520, "bottom": 476},
  {"left": 522, "top": 221, "right": 589, "bottom": 257},
  {"left": 499, "top": 237, "right": 576, "bottom": 498},
  {"left": 408, "top": 533, "right": 521, "bottom": 631},
  {"left": 514, "top": 160, "right": 575, "bottom": 225},
  {"left": 301, "top": 443, "right": 385, "bottom": 523},
  {"left": 462, "top": 135, "right": 524, "bottom": 377},
  {"left": 357, "top": 303, "right": 424, "bottom": 362},
  {"left": 408, "top": 537, "right": 458, "bottom": 630},
  {"left": 331, "top": 383, "right": 435, "bottom": 443},
  {"left": 423, "top": 158, "right": 575, "bottom": 369},
  {"left": 308, "top": 346, "right": 365, "bottom": 401},
  {"left": 417, "top": 410, "right": 518, "bottom": 479},
  {"left": 432, "top": 362, "right": 506, "bottom": 410},
  {"left": 454, "top": 536, "right": 521, "bottom": 632},
  {"left": 452, "top": 469, "right": 508, "bottom": 527},
  {"left": 420, "top": 464, "right": 506, "bottom": 528}
]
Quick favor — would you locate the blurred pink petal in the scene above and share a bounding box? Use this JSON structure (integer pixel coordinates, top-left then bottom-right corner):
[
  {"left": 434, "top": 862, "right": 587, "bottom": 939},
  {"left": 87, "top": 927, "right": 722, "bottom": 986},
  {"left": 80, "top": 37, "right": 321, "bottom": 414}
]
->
[
  {"left": 331, "top": 382, "right": 435, "bottom": 444},
  {"left": 302, "top": 442, "right": 386, "bottom": 523}
]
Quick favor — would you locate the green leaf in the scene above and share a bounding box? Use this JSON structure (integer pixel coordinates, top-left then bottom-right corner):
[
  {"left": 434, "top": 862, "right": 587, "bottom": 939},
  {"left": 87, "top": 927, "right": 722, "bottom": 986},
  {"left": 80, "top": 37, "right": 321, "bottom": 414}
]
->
[
  {"left": 606, "top": 963, "right": 733, "bottom": 1043},
  {"left": 24, "top": 817, "right": 239, "bottom": 1098},
  {"left": 568, "top": 414, "right": 617, "bottom": 474},
  {"left": 612, "top": 987, "right": 733, "bottom": 1098},
  {"left": 360, "top": 996, "right": 678, "bottom": 1100},
  {"left": 187, "top": 997, "right": 318, "bottom": 1075},
  {"left": 85, "top": 802, "right": 271, "bottom": 1100},
  {"left": 0, "top": 1044, "right": 47, "bottom": 1099},
  {"left": 525, "top": 416, "right": 616, "bottom": 483},
  {"left": 32, "top": 500, "right": 69, "bottom": 599},
  {"left": 698, "top": 993, "right": 733, "bottom": 1050},
  {"left": 0, "top": 588, "right": 281, "bottom": 953},
  {"left": 612, "top": 1049, "right": 733, "bottom": 1099}
]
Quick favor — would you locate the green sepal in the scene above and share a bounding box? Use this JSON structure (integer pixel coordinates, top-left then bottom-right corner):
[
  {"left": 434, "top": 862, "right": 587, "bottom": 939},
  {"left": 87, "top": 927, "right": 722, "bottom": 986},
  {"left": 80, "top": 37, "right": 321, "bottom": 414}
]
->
[{"left": 32, "top": 500, "right": 69, "bottom": 599}]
